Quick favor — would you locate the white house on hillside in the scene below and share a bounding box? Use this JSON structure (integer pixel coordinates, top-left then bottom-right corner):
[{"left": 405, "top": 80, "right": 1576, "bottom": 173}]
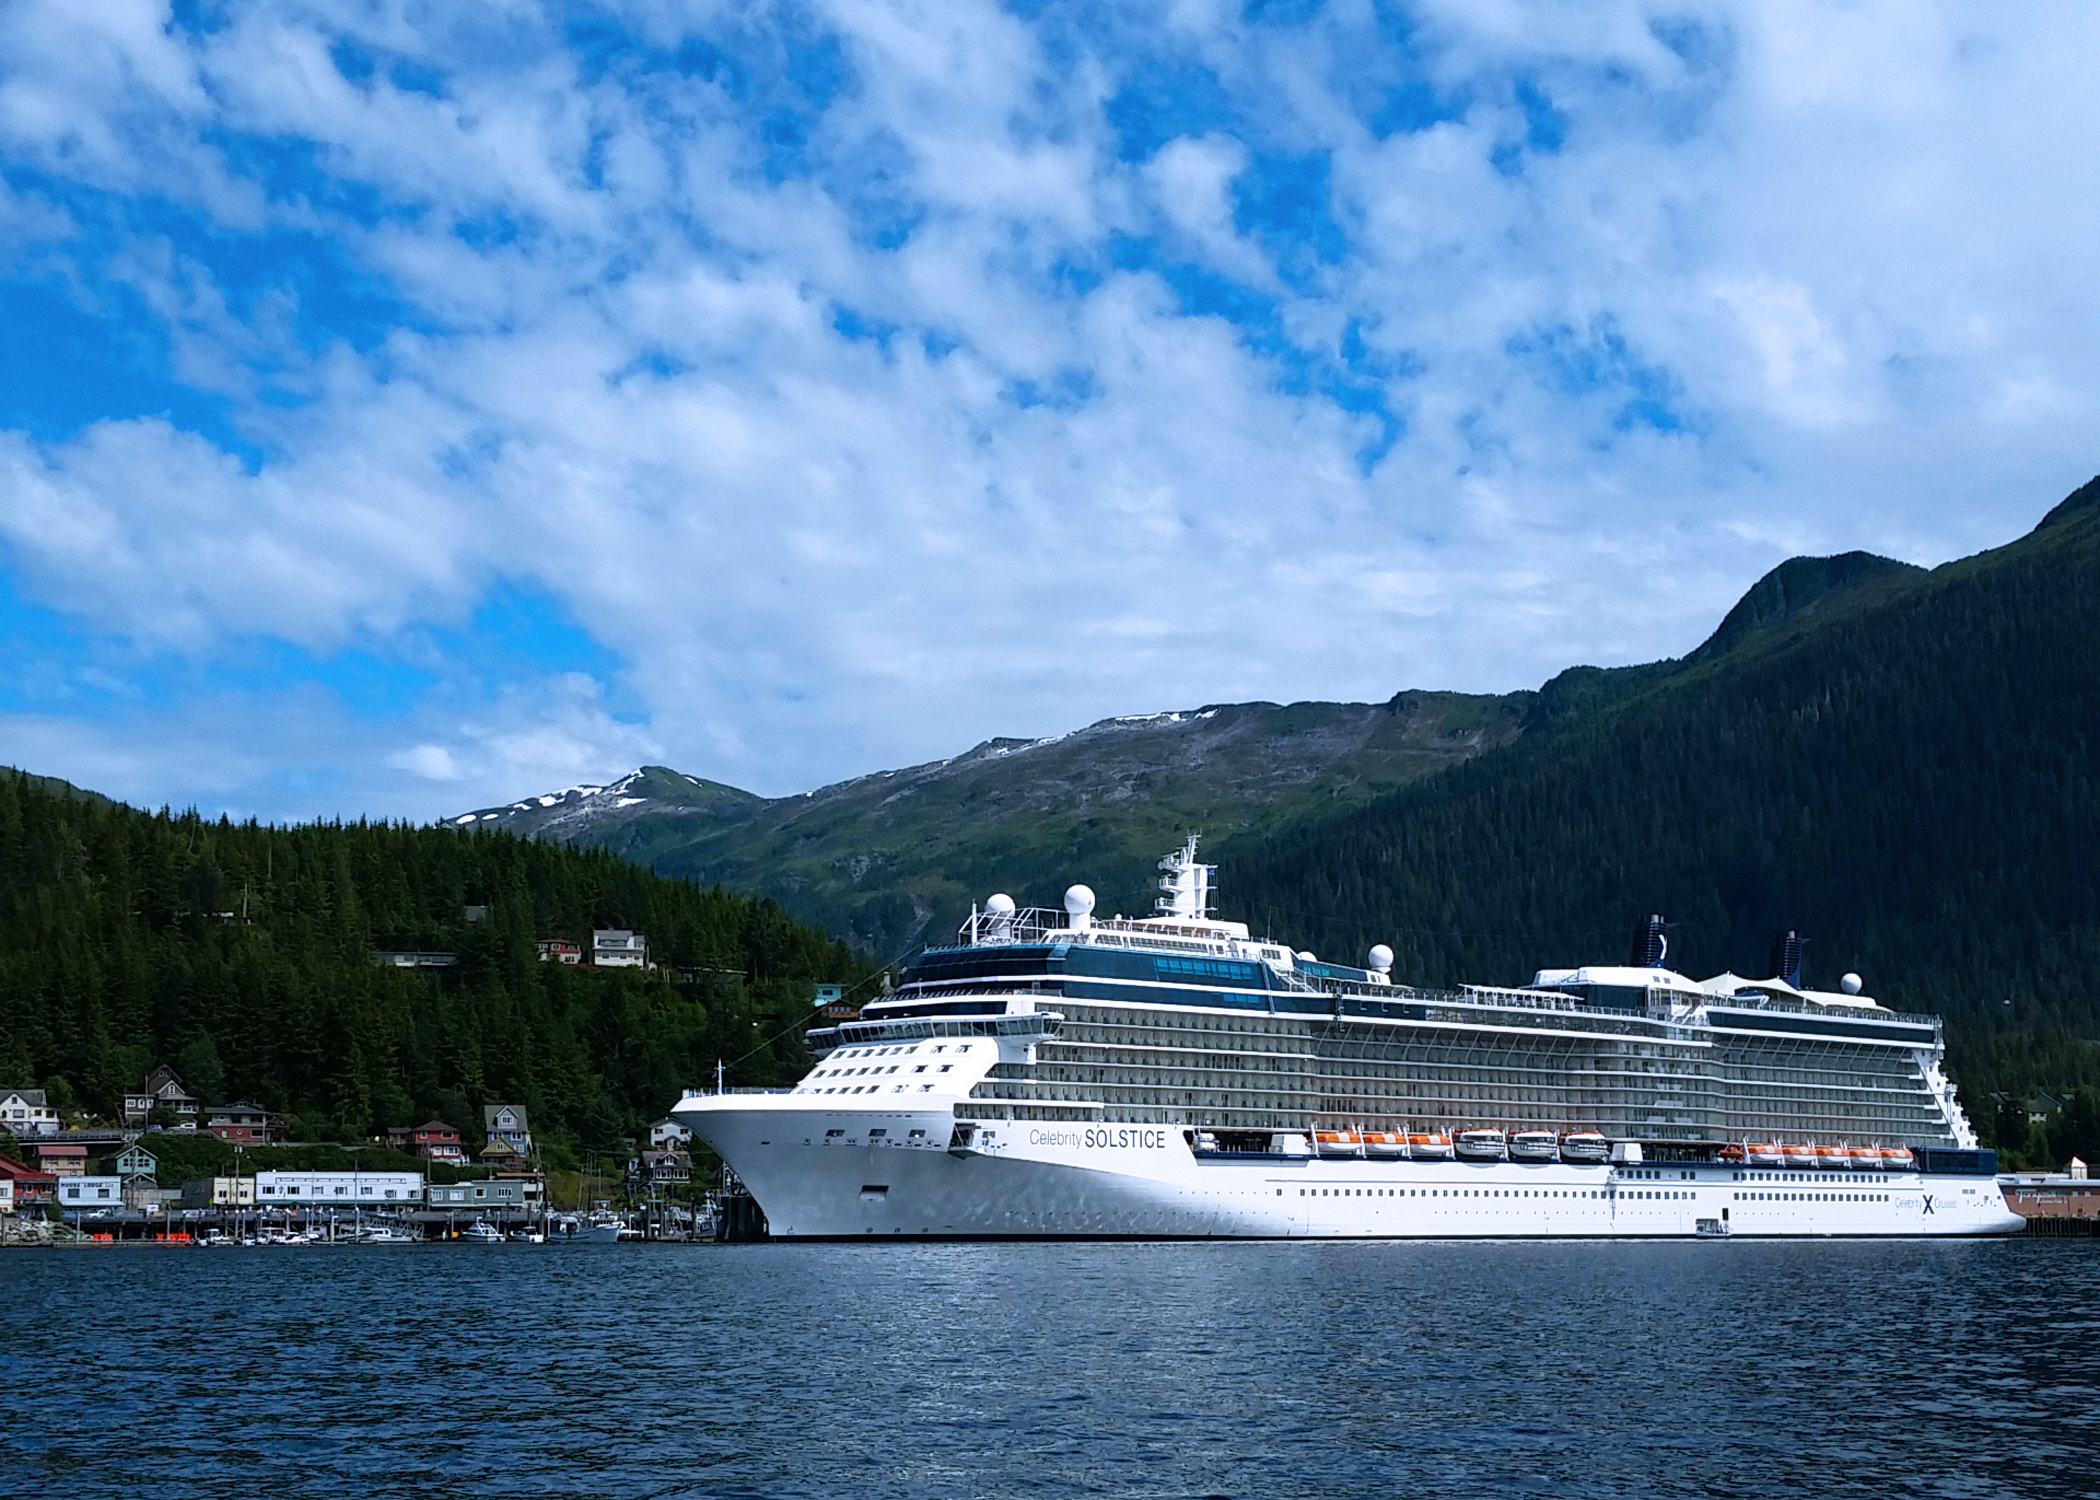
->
[
  {"left": 0, "top": 1088, "right": 59, "bottom": 1136},
  {"left": 592, "top": 929, "right": 648, "bottom": 967}
]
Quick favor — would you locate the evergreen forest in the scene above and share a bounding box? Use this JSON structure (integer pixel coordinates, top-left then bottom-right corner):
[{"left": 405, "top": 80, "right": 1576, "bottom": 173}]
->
[
  {"left": 1222, "top": 480, "right": 2100, "bottom": 1164},
  {"left": 0, "top": 776, "right": 873, "bottom": 1160}
]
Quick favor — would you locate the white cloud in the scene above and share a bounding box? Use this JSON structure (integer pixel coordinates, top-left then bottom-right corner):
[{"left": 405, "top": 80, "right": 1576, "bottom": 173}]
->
[{"left": 1, "top": 1, "right": 2098, "bottom": 819}]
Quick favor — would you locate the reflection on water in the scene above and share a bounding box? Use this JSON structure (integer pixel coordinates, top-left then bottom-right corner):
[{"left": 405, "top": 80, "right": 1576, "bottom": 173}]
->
[{"left": 3, "top": 1239, "right": 2095, "bottom": 1498}]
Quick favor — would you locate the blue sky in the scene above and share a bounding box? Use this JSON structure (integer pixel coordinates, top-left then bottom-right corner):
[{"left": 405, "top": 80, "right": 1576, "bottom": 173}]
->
[{"left": 2, "top": 1, "right": 2097, "bottom": 819}]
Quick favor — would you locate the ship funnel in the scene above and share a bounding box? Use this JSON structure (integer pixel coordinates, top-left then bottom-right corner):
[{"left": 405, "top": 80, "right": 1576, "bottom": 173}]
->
[
  {"left": 1629, "top": 914, "right": 1668, "bottom": 968},
  {"left": 1769, "top": 929, "right": 1805, "bottom": 988}
]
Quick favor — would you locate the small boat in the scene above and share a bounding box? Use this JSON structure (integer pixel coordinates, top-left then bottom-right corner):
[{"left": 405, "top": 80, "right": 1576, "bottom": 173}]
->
[
  {"left": 1746, "top": 1142, "right": 1784, "bottom": 1167},
  {"left": 1782, "top": 1143, "right": 1818, "bottom": 1168},
  {"left": 1879, "top": 1146, "right": 1916, "bottom": 1172},
  {"left": 457, "top": 1220, "right": 504, "bottom": 1243},
  {"left": 1847, "top": 1146, "right": 1882, "bottom": 1170},
  {"left": 1558, "top": 1132, "right": 1610, "bottom": 1164},
  {"left": 582, "top": 1212, "right": 627, "bottom": 1244},
  {"left": 1454, "top": 1128, "right": 1507, "bottom": 1161},
  {"left": 1360, "top": 1130, "right": 1409, "bottom": 1159},
  {"left": 1716, "top": 1144, "right": 1746, "bottom": 1165},
  {"left": 356, "top": 1225, "right": 418, "bottom": 1244},
  {"left": 1508, "top": 1130, "right": 1559, "bottom": 1162},
  {"left": 1407, "top": 1132, "right": 1455, "bottom": 1160},
  {"left": 1314, "top": 1130, "right": 1363, "bottom": 1158},
  {"left": 1814, "top": 1146, "right": 1847, "bottom": 1169}
]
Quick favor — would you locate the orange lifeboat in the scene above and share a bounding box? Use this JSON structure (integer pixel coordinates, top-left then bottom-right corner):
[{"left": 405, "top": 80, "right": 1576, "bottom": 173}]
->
[
  {"left": 1782, "top": 1143, "right": 1818, "bottom": 1168},
  {"left": 1717, "top": 1144, "right": 1746, "bottom": 1164},
  {"left": 1407, "top": 1131, "right": 1455, "bottom": 1160},
  {"left": 1814, "top": 1146, "right": 1846, "bottom": 1169},
  {"left": 1359, "top": 1130, "right": 1409, "bottom": 1159},
  {"left": 1747, "top": 1142, "right": 1783, "bottom": 1167},
  {"left": 1313, "top": 1129, "right": 1363, "bottom": 1158},
  {"left": 1846, "top": 1146, "right": 1881, "bottom": 1170},
  {"left": 1879, "top": 1146, "right": 1916, "bottom": 1171}
]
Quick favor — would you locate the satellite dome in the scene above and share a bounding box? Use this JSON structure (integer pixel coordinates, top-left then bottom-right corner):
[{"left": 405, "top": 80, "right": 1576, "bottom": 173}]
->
[
  {"left": 1840, "top": 972, "right": 1863, "bottom": 995},
  {"left": 1063, "top": 884, "right": 1096, "bottom": 916},
  {"left": 1367, "top": 944, "right": 1395, "bottom": 973},
  {"left": 985, "top": 893, "right": 1016, "bottom": 915},
  {"left": 1296, "top": 950, "right": 1316, "bottom": 962}
]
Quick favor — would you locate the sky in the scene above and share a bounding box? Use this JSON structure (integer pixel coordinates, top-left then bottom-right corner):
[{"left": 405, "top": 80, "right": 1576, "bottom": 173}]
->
[{"left": 2, "top": 1, "right": 2096, "bottom": 821}]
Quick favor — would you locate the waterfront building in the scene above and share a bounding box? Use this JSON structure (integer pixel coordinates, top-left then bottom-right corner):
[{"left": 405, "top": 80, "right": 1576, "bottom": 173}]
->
[
  {"left": 31, "top": 1141, "right": 86, "bottom": 1176},
  {"left": 592, "top": 929, "right": 648, "bottom": 967},
  {"left": 255, "top": 1170, "right": 423, "bottom": 1207},
  {"left": 205, "top": 1101, "right": 279, "bottom": 1145},
  {"left": 2002, "top": 1169, "right": 2100, "bottom": 1220},
  {"left": 426, "top": 1178, "right": 528, "bottom": 1213},
  {"left": 0, "top": 1088, "right": 60, "bottom": 1136},
  {"left": 649, "top": 1117, "right": 691, "bottom": 1149},
  {"left": 493, "top": 1171, "right": 545, "bottom": 1206},
  {"left": 536, "top": 938, "right": 583, "bottom": 964},
  {"left": 121, "top": 1064, "right": 199, "bottom": 1127},
  {"left": 180, "top": 1176, "right": 258, "bottom": 1209},
  {"left": 0, "top": 1156, "right": 58, "bottom": 1212},
  {"left": 57, "top": 1175, "right": 125, "bottom": 1211}
]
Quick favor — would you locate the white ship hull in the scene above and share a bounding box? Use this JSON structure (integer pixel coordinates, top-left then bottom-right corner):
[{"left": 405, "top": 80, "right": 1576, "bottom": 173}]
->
[{"left": 673, "top": 1095, "right": 2022, "bottom": 1240}]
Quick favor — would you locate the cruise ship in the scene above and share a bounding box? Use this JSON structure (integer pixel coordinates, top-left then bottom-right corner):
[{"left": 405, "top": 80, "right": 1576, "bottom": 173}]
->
[{"left": 672, "top": 840, "right": 2019, "bottom": 1239}]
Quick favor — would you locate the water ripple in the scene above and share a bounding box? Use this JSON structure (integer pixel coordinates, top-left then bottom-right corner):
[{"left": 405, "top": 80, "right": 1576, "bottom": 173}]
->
[{"left": 1, "top": 1239, "right": 2093, "bottom": 1498}]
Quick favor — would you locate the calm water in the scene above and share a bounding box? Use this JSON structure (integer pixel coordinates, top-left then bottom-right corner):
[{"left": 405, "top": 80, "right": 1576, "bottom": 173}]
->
[{"left": 3, "top": 1238, "right": 2096, "bottom": 1499}]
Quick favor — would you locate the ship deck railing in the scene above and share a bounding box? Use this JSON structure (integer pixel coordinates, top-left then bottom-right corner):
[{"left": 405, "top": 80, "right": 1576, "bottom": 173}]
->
[{"left": 918, "top": 918, "right": 1937, "bottom": 1030}]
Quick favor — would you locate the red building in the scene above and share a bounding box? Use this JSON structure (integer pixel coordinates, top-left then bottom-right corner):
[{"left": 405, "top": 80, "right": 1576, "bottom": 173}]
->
[
  {"left": 206, "top": 1101, "right": 279, "bottom": 1145},
  {"left": 386, "top": 1119, "right": 466, "bottom": 1164},
  {"left": 0, "top": 1155, "right": 59, "bottom": 1212}
]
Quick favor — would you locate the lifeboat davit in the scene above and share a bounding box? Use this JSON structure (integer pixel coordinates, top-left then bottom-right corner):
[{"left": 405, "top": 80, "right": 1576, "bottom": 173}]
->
[
  {"left": 1746, "top": 1142, "right": 1784, "bottom": 1167},
  {"left": 1782, "top": 1143, "right": 1818, "bottom": 1168},
  {"left": 1407, "top": 1132, "right": 1455, "bottom": 1160},
  {"left": 1559, "top": 1132, "right": 1610, "bottom": 1164},
  {"left": 1360, "top": 1130, "right": 1409, "bottom": 1159},
  {"left": 1879, "top": 1146, "right": 1916, "bottom": 1171},
  {"left": 1454, "top": 1128, "right": 1508, "bottom": 1161},
  {"left": 1508, "top": 1130, "right": 1559, "bottom": 1162},
  {"left": 1313, "top": 1130, "right": 1362, "bottom": 1158}
]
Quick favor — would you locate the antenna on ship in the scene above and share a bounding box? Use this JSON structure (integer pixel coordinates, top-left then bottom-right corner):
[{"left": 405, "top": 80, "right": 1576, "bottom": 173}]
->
[{"left": 1156, "top": 835, "right": 1214, "bottom": 921}]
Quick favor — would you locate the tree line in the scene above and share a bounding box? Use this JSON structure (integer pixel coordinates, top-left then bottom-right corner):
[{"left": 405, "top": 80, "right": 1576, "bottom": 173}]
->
[{"left": 0, "top": 773, "right": 875, "bottom": 1163}]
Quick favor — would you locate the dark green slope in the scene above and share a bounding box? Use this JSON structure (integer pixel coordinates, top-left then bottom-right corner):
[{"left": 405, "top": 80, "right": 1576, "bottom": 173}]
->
[
  {"left": 0, "top": 773, "right": 870, "bottom": 1156},
  {"left": 459, "top": 692, "right": 1530, "bottom": 959},
  {"left": 1223, "top": 477, "right": 2100, "bottom": 1116}
]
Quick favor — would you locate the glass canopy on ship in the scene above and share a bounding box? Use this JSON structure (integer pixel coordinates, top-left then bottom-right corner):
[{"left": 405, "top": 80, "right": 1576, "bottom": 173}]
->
[{"left": 816, "top": 840, "right": 1971, "bottom": 1153}]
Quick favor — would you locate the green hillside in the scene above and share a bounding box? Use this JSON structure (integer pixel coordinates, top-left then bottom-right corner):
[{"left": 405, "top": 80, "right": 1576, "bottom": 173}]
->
[
  {"left": 457, "top": 693, "right": 1528, "bottom": 959},
  {"left": 0, "top": 774, "right": 871, "bottom": 1159},
  {"left": 1222, "top": 478, "right": 2100, "bottom": 1151}
]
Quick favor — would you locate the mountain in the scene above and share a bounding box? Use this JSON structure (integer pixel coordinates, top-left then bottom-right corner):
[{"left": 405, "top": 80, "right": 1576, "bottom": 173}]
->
[
  {"left": 454, "top": 693, "right": 1530, "bottom": 957},
  {"left": 1221, "top": 475, "right": 2100, "bottom": 1139}
]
